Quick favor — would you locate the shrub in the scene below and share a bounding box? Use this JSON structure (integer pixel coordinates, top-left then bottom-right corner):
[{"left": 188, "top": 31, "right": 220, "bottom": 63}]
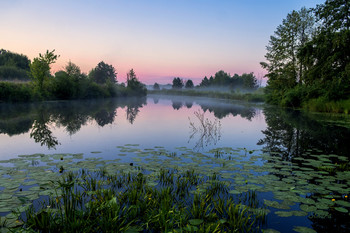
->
[{"left": 0, "top": 82, "right": 32, "bottom": 102}]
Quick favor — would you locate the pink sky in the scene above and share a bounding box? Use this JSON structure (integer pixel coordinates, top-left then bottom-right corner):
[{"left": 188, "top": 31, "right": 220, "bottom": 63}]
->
[{"left": 1, "top": 0, "right": 324, "bottom": 85}]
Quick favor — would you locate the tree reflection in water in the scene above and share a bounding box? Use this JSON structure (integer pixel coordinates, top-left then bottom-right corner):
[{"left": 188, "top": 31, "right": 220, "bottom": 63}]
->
[
  {"left": 188, "top": 110, "right": 221, "bottom": 150},
  {"left": 0, "top": 98, "right": 146, "bottom": 149},
  {"left": 258, "top": 106, "right": 350, "bottom": 232},
  {"left": 30, "top": 120, "right": 59, "bottom": 149}
]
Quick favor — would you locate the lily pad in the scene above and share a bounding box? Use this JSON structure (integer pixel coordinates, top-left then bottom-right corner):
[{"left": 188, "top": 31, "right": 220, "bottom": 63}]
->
[
  {"left": 189, "top": 219, "right": 203, "bottom": 226},
  {"left": 293, "top": 226, "right": 316, "bottom": 233},
  {"left": 334, "top": 207, "right": 348, "bottom": 213}
]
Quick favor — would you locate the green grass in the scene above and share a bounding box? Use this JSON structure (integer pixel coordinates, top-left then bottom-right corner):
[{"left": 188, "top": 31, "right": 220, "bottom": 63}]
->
[
  {"left": 149, "top": 88, "right": 265, "bottom": 102},
  {"left": 12, "top": 168, "right": 266, "bottom": 232},
  {"left": 302, "top": 97, "right": 350, "bottom": 114}
]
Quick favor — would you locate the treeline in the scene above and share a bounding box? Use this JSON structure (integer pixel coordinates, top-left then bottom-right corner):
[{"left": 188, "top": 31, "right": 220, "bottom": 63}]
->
[
  {"left": 0, "top": 50, "right": 147, "bottom": 102},
  {"left": 153, "top": 70, "right": 259, "bottom": 91},
  {"left": 262, "top": 0, "right": 350, "bottom": 113}
]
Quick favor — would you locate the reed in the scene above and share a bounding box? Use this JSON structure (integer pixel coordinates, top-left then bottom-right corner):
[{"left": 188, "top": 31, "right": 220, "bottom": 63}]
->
[{"left": 16, "top": 168, "right": 266, "bottom": 232}]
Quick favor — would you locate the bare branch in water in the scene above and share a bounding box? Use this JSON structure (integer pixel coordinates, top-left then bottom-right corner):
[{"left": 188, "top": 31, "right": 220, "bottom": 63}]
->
[{"left": 188, "top": 110, "right": 221, "bottom": 150}]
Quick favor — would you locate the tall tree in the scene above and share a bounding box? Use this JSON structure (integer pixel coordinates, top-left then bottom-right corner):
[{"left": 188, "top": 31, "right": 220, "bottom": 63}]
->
[
  {"left": 299, "top": 0, "right": 350, "bottom": 100},
  {"left": 30, "top": 49, "right": 59, "bottom": 92},
  {"left": 261, "top": 8, "right": 315, "bottom": 102},
  {"left": 172, "top": 77, "right": 184, "bottom": 89},
  {"left": 199, "top": 76, "right": 209, "bottom": 87},
  {"left": 242, "top": 73, "right": 258, "bottom": 90},
  {"left": 185, "top": 79, "right": 194, "bottom": 89},
  {"left": 126, "top": 68, "right": 147, "bottom": 95},
  {"left": 89, "top": 61, "right": 117, "bottom": 84}
]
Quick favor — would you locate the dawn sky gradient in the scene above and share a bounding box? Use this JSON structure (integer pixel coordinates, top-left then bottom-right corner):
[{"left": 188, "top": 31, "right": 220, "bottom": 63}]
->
[{"left": 1, "top": 0, "right": 325, "bottom": 84}]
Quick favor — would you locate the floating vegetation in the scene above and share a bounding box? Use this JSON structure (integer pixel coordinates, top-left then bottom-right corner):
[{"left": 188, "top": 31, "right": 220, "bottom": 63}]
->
[{"left": 0, "top": 145, "right": 349, "bottom": 232}]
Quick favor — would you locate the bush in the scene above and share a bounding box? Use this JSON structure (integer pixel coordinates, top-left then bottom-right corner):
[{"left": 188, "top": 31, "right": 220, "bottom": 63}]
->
[
  {"left": 0, "top": 66, "right": 30, "bottom": 81},
  {"left": 281, "top": 85, "right": 308, "bottom": 107},
  {"left": 0, "top": 82, "right": 32, "bottom": 102}
]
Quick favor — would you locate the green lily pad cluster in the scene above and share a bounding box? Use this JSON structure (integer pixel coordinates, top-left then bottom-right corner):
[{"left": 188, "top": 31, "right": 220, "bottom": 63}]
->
[{"left": 0, "top": 144, "right": 349, "bottom": 232}]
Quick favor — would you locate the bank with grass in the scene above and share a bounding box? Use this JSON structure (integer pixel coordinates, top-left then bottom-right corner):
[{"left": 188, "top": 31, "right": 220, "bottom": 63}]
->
[{"left": 149, "top": 88, "right": 265, "bottom": 103}]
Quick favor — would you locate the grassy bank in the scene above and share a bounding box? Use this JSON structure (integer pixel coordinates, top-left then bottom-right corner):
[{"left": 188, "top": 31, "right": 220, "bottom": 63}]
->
[
  {"left": 302, "top": 97, "right": 350, "bottom": 114},
  {"left": 149, "top": 88, "right": 265, "bottom": 102},
  {"left": 0, "top": 81, "right": 146, "bottom": 103}
]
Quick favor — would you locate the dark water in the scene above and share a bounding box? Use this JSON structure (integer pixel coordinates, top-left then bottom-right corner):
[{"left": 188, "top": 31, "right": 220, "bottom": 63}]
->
[{"left": 1, "top": 95, "right": 350, "bottom": 232}]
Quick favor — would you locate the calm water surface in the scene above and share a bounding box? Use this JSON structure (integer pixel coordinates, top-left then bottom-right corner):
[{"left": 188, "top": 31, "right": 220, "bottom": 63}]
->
[
  {"left": 0, "top": 96, "right": 266, "bottom": 159},
  {"left": 1, "top": 95, "right": 350, "bottom": 232}
]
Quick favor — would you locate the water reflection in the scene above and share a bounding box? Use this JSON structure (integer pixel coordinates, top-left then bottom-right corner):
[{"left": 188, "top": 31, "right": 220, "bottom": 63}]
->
[
  {"left": 188, "top": 110, "right": 221, "bottom": 150},
  {"left": 172, "top": 101, "right": 183, "bottom": 110},
  {"left": 0, "top": 97, "right": 146, "bottom": 148},
  {"left": 258, "top": 106, "right": 350, "bottom": 159},
  {"left": 168, "top": 97, "right": 258, "bottom": 120},
  {"left": 258, "top": 106, "right": 350, "bottom": 232}
]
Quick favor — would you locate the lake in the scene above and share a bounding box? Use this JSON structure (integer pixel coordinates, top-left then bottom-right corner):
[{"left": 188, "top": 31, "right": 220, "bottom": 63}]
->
[{"left": 1, "top": 95, "right": 350, "bottom": 232}]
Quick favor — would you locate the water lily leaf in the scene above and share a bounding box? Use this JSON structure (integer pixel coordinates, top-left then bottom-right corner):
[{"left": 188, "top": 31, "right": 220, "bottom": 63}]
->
[
  {"left": 189, "top": 219, "right": 203, "bottom": 226},
  {"left": 293, "top": 226, "right": 316, "bottom": 233},
  {"left": 336, "top": 200, "right": 350, "bottom": 208},
  {"left": 275, "top": 211, "right": 293, "bottom": 217},
  {"left": 334, "top": 207, "right": 348, "bottom": 213},
  {"left": 262, "top": 229, "right": 280, "bottom": 233},
  {"left": 229, "top": 190, "right": 241, "bottom": 195},
  {"left": 300, "top": 204, "right": 316, "bottom": 212}
]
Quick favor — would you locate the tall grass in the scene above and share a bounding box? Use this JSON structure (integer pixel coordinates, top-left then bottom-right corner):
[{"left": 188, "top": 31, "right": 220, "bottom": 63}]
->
[
  {"left": 14, "top": 168, "right": 266, "bottom": 232},
  {"left": 303, "top": 97, "right": 350, "bottom": 114}
]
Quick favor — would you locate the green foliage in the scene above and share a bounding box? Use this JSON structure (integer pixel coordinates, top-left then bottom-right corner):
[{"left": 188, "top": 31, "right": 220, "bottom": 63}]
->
[
  {"left": 20, "top": 169, "right": 264, "bottom": 232},
  {"left": 0, "top": 49, "right": 30, "bottom": 80},
  {"left": 30, "top": 50, "right": 59, "bottom": 93},
  {"left": 89, "top": 61, "right": 117, "bottom": 84},
  {"left": 150, "top": 88, "right": 265, "bottom": 102},
  {"left": 0, "top": 66, "right": 29, "bottom": 81},
  {"left": 0, "top": 57, "right": 147, "bottom": 102},
  {"left": 303, "top": 97, "right": 350, "bottom": 114},
  {"left": 263, "top": 1, "right": 350, "bottom": 110},
  {"left": 198, "top": 71, "right": 258, "bottom": 90},
  {"left": 126, "top": 69, "right": 147, "bottom": 96},
  {"left": 0, "top": 82, "right": 32, "bottom": 102},
  {"left": 185, "top": 79, "right": 194, "bottom": 89}
]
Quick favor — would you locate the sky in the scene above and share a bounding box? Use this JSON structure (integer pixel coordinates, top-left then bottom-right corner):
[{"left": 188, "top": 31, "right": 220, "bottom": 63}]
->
[{"left": 1, "top": 0, "right": 325, "bottom": 85}]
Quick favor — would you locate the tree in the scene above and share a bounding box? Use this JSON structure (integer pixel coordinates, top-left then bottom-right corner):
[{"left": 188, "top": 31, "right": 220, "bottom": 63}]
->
[
  {"left": 261, "top": 7, "right": 315, "bottom": 102},
  {"left": 30, "top": 49, "right": 59, "bottom": 93},
  {"left": 185, "top": 79, "right": 194, "bottom": 89},
  {"left": 242, "top": 73, "right": 258, "bottom": 90},
  {"left": 0, "top": 49, "right": 30, "bottom": 70},
  {"left": 199, "top": 76, "right": 209, "bottom": 87},
  {"left": 126, "top": 69, "right": 147, "bottom": 96},
  {"left": 172, "top": 77, "right": 184, "bottom": 89},
  {"left": 65, "top": 61, "right": 82, "bottom": 80},
  {"left": 298, "top": 0, "right": 350, "bottom": 100},
  {"left": 89, "top": 61, "right": 117, "bottom": 84},
  {"left": 213, "top": 70, "right": 231, "bottom": 86},
  {"left": 153, "top": 82, "right": 160, "bottom": 90}
]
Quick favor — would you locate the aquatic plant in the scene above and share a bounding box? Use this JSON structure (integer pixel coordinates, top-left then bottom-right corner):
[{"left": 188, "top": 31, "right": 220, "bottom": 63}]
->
[{"left": 16, "top": 168, "right": 264, "bottom": 232}]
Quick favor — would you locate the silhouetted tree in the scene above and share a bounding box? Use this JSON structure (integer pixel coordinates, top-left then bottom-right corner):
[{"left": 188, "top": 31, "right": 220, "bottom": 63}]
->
[
  {"left": 89, "top": 61, "right": 117, "bottom": 84},
  {"left": 185, "top": 79, "right": 194, "bottom": 89},
  {"left": 153, "top": 82, "right": 160, "bottom": 90},
  {"left": 172, "top": 77, "right": 184, "bottom": 89}
]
